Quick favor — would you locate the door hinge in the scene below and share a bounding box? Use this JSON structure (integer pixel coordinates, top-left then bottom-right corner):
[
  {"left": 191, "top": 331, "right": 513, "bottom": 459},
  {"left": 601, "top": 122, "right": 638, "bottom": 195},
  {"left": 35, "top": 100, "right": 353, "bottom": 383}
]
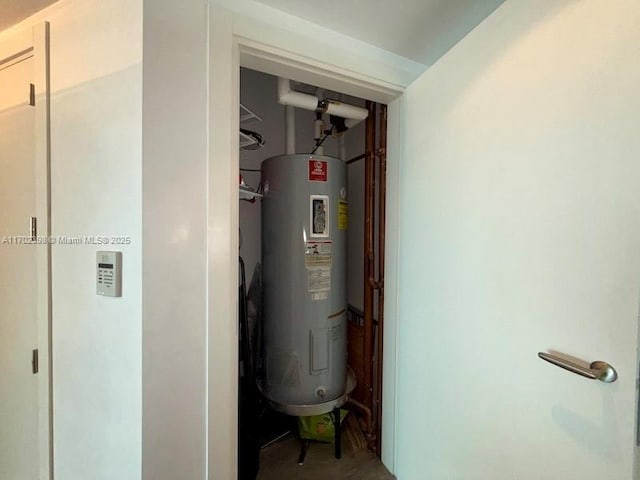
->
[
  {"left": 30, "top": 217, "right": 37, "bottom": 242},
  {"left": 29, "top": 83, "right": 35, "bottom": 106},
  {"left": 32, "top": 349, "right": 39, "bottom": 374},
  {"left": 637, "top": 365, "right": 640, "bottom": 446}
]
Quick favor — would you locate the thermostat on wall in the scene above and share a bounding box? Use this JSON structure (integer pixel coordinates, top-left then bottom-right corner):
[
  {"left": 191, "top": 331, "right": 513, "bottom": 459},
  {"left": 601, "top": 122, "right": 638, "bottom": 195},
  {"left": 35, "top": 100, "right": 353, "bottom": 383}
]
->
[{"left": 97, "top": 251, "right": 122, "bottom": 297}]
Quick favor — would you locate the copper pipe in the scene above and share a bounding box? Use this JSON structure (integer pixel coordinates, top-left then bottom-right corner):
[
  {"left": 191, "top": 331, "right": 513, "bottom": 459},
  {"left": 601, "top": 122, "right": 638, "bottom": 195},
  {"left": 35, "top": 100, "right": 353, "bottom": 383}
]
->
[
  {"left": 363, "top": 101, "right": 376, "bottom": 414},
  {"left": 375, "top": 104, "right": 387, "bottom": 455},
  {"left": 346, "top": 397, "right": 375, "bottom": 447}
]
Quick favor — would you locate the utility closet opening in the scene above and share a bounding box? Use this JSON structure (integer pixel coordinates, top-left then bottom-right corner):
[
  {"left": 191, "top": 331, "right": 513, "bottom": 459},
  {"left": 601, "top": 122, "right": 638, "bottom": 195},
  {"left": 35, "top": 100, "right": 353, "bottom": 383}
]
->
[{"left": 237, "top": 67, "right": 389, "bottom": 480}]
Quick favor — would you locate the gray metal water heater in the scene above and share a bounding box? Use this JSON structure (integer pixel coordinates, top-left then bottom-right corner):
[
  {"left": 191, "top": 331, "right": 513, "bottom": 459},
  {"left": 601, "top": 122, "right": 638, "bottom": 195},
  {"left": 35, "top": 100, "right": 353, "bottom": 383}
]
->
[{"left": 261, "top": 154, "right": 347, "bottom": 409}]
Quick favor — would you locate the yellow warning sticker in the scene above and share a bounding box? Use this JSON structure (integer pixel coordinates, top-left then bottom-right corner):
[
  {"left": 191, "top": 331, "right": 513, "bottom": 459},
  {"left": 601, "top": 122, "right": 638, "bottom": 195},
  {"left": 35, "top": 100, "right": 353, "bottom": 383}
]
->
[{"left": 338, "top": 200, "right": 348, "bottom": 230}]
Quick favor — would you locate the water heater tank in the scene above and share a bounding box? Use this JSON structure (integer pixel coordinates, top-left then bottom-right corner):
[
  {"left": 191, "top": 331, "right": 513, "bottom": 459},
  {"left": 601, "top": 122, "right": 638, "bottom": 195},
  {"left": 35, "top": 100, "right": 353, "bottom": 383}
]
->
[{"left": 261, "top": 154, "right": 347, "bottom": 409}]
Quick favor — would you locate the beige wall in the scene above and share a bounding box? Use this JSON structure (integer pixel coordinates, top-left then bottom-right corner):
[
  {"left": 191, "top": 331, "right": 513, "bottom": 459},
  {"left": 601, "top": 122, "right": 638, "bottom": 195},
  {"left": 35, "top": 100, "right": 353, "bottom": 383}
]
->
[{"left": 1, "top": 1, "right": 144, "bottom": 478}]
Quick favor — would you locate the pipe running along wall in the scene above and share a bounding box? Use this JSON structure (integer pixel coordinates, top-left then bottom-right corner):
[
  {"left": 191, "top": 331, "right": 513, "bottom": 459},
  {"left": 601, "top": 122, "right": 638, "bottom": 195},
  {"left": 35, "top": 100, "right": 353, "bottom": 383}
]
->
[{"left": 277, "top": 78, "right": 369, "bottom": 153}]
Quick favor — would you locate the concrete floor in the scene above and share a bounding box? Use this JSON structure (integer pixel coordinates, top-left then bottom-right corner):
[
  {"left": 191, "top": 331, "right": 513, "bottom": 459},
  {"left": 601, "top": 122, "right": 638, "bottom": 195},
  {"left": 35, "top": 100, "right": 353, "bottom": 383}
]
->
[{"left": 257, "top": 436, "right": 395, "bottom": 480}]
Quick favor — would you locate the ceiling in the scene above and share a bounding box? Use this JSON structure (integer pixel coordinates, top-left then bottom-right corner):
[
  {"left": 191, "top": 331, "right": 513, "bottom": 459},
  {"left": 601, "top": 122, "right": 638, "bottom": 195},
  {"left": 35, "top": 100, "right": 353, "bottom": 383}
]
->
[
  {"left": 254, "top": 0, "right": 505, "bottom": 66},
  {"left": 2, "top": 0, "right": 505, "bottom": 67},
  {"left": 0, "top": 0, "right": 58, "bottom": 33}
]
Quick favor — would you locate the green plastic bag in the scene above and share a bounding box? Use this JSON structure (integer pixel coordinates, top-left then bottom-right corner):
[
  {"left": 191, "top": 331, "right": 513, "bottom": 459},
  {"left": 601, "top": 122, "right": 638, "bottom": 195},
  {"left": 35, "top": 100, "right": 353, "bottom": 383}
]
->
[{"left": 297, "top": 409, "right": 348, "bottom": 443}]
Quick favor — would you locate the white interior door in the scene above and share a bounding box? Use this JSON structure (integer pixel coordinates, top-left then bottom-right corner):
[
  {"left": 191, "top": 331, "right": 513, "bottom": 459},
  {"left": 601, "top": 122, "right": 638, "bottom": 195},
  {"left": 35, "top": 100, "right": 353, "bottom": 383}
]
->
[
  {"left": 0, "top": 53, "right": 39, "bottom": 480},
  {"left": 395, "top": 1, "right": 640, "bottom": 479}
]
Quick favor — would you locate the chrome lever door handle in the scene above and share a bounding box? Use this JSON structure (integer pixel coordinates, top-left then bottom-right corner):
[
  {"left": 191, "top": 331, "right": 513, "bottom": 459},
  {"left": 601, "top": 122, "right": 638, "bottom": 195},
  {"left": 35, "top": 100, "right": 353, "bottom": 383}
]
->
[{"left": 538, "top": 352, "right": 618, "bottom": 383}]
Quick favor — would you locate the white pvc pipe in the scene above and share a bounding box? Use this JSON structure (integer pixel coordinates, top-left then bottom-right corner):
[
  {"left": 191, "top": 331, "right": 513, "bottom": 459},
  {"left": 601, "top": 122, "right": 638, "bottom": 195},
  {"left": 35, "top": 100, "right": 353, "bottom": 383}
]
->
[
  {"left": 277, "top": 77, "right": 318, "bottom": 111},
  {"left": 345, "top": 118, "right": 363, "bottom": 129},
  {"left": 277, "top": 78, "right": 368, "bottom": 126},
  {"left": 314, "top": 118, "right": 324, "bottom": 142},
  {"left": 285, "top": 105, "right": 295, "bottom": 154},
  {"left": 325, "top": 100, "right": 368, "bottom": 121}
]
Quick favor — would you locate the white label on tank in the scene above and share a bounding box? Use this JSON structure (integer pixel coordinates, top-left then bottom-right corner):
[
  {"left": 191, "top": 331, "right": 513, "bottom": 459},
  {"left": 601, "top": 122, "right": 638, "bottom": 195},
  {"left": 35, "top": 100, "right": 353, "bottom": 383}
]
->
[
  {"left": 328, "top": 310, "right": 346, "bottom": 342},
  {"left": 307, "top": 267, "right": 331, "bottom": 295},
  {"left": 306, "top": 241, "right": 331, "bottom": 299},
  {"left": 305, "top": 241, "right": 332, "bottom": 268}
]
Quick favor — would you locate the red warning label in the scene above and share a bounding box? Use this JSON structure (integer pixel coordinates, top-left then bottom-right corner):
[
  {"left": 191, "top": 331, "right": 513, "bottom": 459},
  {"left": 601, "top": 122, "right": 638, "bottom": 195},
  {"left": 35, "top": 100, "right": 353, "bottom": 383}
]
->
[{"left": 308, "top": 160, "right": 328, "bottom": 182}]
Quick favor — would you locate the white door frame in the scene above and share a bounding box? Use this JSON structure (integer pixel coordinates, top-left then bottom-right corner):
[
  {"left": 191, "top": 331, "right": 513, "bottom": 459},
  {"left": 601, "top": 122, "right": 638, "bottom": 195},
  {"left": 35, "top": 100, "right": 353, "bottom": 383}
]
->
[
  {"left": 207, "top": 6, "right": 408, "bottom": 478},
  {"left": 0, "top": 22, "right": 51, "bottom": 480}
]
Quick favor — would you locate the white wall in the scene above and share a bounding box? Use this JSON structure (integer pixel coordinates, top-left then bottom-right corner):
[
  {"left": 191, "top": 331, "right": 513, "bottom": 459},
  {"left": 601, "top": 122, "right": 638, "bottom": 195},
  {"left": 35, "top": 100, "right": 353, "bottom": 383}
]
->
[
  {"left": 344, "top": 121, "right": 366, "bottom": 311},
  {"left": 238, "top": 69, "right": 276, "bottom": 285},
  {"left": 395, "top": 0, "right": 640, "bottom": 478},
  {"left": 208, "top": 8, "right": 239, "bottom": 478},
  {"left": 1, "top": 1, "right": 144, "bottom": 479},
  {"left": 381, "top": 97, "right": 402, "bottom": 472},
  {"left": 142, "top": 1, "right": 208, "bottom": 479}
]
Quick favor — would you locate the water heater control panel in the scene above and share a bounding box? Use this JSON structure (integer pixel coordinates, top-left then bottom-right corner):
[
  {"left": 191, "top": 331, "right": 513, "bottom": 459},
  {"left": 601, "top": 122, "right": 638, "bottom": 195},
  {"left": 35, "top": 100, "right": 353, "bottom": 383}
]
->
[
  {"left": 97, "top": 251, "right": 122, "bottom": 297},
  {"left": 310, "top": 195, "right": 329, "bottom": 237}
]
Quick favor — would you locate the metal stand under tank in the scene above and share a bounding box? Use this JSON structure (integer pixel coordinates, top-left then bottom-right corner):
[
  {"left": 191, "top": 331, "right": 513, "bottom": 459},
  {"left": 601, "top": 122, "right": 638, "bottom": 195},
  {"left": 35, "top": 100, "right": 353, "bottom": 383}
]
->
[{"left": 260, "top": 154, "right": 349, "bottom": 416}]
